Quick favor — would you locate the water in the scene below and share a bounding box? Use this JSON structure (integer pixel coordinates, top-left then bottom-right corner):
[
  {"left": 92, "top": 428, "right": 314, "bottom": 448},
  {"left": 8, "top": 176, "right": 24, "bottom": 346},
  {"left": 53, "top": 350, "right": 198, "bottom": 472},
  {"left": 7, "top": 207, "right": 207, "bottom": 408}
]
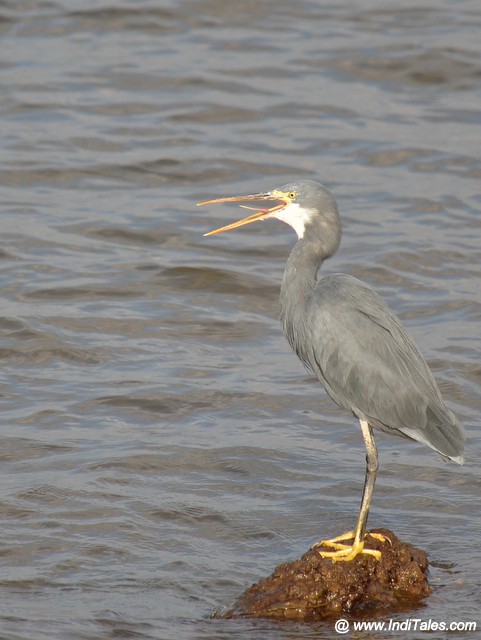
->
[{"left": 1, "top": 1, "right": 480, "bottom": 638}]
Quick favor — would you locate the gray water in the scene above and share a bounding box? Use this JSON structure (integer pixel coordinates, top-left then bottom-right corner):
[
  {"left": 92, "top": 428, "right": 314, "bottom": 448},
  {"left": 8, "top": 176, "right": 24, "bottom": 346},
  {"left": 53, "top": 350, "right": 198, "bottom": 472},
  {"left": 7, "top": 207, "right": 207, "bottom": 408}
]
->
[{"left": 1, "top": 1, "right": 481, "bottom": 638}]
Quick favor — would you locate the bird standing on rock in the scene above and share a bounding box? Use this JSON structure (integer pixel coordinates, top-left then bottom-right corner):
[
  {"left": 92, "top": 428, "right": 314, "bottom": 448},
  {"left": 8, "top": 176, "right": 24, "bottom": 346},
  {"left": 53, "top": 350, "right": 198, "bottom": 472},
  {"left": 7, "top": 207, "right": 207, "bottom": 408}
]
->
[{"left": 198, "top": 179, "right": 465, "bottom": 562}]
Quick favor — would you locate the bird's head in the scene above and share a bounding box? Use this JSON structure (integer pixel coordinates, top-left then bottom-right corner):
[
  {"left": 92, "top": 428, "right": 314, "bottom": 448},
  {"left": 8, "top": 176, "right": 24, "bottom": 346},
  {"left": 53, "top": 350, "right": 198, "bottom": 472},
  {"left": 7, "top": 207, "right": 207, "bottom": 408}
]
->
[{"left": 198, "top": 179, "right": 341, "bottom": 251}]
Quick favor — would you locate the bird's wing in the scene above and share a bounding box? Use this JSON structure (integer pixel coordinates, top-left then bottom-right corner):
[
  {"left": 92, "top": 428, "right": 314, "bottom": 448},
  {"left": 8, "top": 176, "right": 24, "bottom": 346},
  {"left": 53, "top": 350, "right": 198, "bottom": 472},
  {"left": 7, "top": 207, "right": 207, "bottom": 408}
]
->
[{"left": 306, "top": 274, "right": 464, "bottom": 460}]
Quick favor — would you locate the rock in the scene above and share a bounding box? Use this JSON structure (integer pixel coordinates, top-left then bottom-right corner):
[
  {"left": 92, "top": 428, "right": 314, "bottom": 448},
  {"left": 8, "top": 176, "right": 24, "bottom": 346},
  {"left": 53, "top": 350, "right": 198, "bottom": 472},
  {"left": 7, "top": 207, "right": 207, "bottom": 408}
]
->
[{"left": 215, "top": 529, "right": 431, "bottom": 621}]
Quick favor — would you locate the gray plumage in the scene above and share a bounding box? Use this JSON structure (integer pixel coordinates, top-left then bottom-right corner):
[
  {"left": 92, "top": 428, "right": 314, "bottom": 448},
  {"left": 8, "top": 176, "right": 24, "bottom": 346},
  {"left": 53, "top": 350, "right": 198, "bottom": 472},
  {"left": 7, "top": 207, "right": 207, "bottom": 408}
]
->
[{"left": 278, "top": 179, "right": 465, "bottom": 463}]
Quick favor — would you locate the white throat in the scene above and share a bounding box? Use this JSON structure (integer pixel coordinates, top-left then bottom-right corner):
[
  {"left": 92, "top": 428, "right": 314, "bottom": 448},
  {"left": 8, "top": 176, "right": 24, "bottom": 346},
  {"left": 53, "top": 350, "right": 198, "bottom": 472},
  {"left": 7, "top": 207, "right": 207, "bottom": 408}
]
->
[{"left": 269, "top": 202, "right": 313, "bottom": 239}]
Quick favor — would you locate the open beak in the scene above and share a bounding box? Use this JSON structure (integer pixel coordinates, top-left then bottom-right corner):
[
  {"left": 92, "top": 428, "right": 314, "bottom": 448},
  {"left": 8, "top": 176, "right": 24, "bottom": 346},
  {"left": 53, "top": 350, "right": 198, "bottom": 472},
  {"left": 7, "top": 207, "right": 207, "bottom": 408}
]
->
[{"left": 197, "top": 192, "right": 291, "bottom": 236}]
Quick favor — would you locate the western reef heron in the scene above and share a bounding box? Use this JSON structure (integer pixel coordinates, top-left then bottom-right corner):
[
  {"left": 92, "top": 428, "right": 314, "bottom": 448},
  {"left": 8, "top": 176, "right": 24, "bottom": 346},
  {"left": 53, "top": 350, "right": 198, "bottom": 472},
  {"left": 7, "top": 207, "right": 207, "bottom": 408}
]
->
[{"left": 198, "top": 179, "right": 465, "bottom": 562}]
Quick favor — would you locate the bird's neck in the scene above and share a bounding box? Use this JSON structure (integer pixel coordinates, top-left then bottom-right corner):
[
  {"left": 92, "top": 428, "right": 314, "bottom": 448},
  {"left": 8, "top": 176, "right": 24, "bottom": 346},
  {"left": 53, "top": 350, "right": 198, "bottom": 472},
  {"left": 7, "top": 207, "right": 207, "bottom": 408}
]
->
[{"left": 279, "top": 238, "right": 324, "bottom": 356}]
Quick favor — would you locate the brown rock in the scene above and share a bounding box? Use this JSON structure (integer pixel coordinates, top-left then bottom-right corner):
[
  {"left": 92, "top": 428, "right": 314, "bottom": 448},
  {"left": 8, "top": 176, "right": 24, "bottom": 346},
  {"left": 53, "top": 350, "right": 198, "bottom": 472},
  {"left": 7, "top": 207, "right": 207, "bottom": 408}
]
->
[{"left": 215, "top": 529, "right": 431, "bottom": 621}]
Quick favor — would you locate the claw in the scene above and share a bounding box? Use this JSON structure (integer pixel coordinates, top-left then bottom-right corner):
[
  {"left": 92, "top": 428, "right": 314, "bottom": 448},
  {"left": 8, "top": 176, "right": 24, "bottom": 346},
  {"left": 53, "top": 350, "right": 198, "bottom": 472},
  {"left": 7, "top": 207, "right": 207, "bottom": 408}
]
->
[
  {"left": 369, "top": 531, "right": 392, "bottom": 545},
  {"left": 313, "top": 531, "right": 388, "bottom": 562}
]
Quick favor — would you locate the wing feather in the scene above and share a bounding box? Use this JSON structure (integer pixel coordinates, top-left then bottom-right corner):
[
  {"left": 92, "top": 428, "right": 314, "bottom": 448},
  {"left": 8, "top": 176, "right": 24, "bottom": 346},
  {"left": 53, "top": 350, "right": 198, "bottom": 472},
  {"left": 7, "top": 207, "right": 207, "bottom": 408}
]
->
[{"left": 303, "top": 274, "right": 464, "bottom": 461}]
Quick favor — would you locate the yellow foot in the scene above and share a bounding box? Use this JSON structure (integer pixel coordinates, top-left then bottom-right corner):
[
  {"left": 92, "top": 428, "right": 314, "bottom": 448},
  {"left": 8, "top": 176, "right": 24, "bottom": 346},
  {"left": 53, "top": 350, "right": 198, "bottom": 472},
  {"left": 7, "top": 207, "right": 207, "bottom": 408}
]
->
[{"left": 313, "top": 531, "right": 390, "bottom": 563}]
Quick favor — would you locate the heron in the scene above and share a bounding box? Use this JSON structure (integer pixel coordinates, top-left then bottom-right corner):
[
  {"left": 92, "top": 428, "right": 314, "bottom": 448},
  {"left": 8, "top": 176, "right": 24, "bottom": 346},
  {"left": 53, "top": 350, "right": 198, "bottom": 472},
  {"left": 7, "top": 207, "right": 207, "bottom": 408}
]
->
[{"left": 198, "top": 179, "right": 465, "bottom": 562}]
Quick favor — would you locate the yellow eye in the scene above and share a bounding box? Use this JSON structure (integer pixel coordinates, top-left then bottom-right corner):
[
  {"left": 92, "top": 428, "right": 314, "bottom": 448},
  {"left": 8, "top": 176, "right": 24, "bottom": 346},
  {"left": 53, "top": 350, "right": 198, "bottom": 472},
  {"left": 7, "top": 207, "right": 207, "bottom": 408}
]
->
[{"left": 288, "top": 191, "right": 297, "bottom": 199}]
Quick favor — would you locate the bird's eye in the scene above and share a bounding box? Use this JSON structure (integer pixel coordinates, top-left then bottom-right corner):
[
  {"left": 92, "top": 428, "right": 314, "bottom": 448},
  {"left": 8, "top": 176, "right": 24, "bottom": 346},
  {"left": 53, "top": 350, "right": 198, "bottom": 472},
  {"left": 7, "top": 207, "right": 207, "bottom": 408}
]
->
[{"left": 288, "top": 191, "right": 297, "bottom": 199}]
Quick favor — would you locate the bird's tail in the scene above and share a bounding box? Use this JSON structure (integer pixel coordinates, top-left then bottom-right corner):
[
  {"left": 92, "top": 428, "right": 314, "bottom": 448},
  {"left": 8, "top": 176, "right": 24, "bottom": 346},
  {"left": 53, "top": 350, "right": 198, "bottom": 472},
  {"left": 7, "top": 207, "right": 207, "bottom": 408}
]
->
[{"left": 414, "top": 406, "right": 466, "bottom": 464}]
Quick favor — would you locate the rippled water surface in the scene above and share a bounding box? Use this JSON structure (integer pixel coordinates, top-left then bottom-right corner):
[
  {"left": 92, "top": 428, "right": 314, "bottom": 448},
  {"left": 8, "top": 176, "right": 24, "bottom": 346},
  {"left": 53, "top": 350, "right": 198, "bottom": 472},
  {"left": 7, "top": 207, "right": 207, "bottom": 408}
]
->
[{"left": 1, "top": 1, "right": 481, "bottom": 638}]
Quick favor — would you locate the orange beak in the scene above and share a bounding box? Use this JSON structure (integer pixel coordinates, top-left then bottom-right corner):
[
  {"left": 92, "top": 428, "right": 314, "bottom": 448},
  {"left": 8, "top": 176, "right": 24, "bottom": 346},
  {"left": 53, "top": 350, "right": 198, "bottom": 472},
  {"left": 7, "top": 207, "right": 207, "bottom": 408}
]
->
[{"left": 197, "top": 192, "right": 291, "bottom": 236}]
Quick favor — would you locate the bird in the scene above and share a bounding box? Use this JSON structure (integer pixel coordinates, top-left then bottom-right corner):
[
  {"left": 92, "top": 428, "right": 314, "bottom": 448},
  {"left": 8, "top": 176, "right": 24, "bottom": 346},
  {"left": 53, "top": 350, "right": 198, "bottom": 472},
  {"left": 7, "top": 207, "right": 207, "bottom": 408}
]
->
[{"left": 197, "top": 179, "right": 465, "bottom": 562}]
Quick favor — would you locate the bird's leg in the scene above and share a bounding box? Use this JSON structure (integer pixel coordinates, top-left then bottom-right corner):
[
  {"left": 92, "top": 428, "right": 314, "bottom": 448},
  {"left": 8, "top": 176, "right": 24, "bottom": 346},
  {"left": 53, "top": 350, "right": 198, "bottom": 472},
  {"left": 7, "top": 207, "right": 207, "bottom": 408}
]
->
[{"left": 315, "top": 420, "right": 387, "bottom": 562}]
